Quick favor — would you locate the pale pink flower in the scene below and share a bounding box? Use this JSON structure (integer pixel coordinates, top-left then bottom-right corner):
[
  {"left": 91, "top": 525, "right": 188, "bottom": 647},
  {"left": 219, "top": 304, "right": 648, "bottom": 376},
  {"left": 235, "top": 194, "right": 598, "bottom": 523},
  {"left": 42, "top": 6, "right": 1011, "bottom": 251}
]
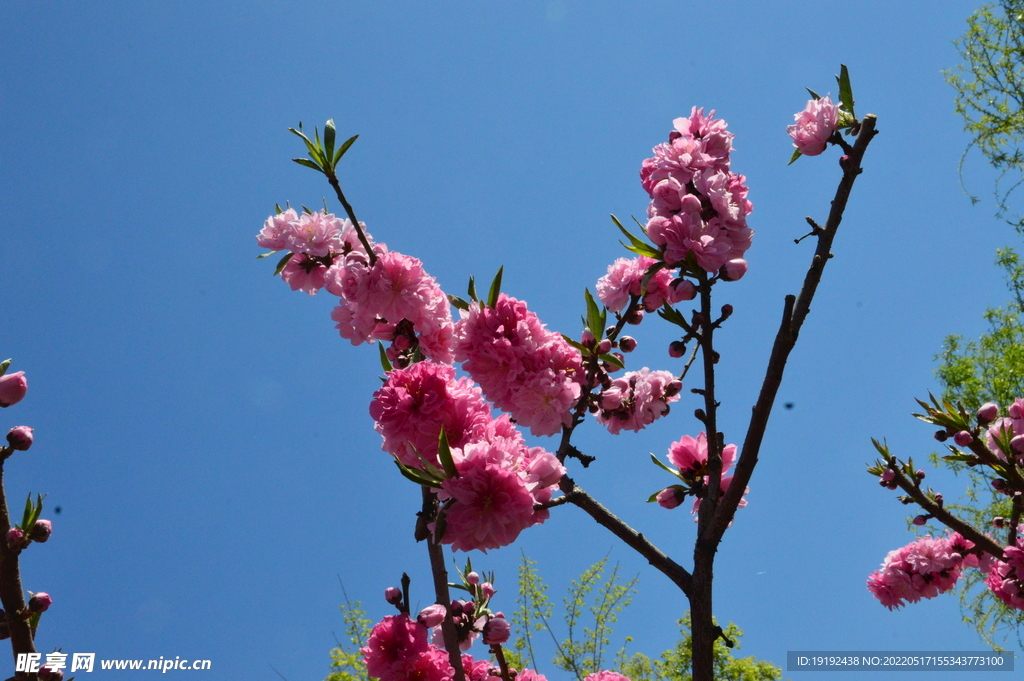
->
[
  {"left": 596, "top": 256, "right": 689, "bottom": 314},
  {"left": 866, "top": 534, "right": 970, "bottom": 610},
  {"left": 584, "top": 672, "right": 632, "bottom": 681},
  {"left": 256, "top": 208, "right": 299, "bottom": 251},
  {"left": 286, "top": 210, "right": 345, "bottom": 257},
  {"left": 280, "top": 254, "right": 329, "bottom": 295},
  {"left": 596, "top": 368, "right": 680, "bottom": 434},
  {"left": 787, "top": 96, "right": 840, "bottom": 157}
]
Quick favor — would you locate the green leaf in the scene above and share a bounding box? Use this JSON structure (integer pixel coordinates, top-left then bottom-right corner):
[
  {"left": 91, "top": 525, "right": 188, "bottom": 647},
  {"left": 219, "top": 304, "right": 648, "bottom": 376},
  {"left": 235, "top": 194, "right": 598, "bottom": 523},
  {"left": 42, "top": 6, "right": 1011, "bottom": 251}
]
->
[
  {"left": 487, "top": 266, "right": 504, "bottom": 307},
  {"left": 611, "top": 215, "right": 660, "bottom": 258},
  {"left": 0, "top": 359, "right": 10, "bottom": 378},
  {"left": 805, "top": 87, "right": 822, "bottom": 100},
  {"left": 273, "top": 252, "right": 294, "bottom": 276},
  {"left": 787, "top": 148, "right": 801, "bottom": 166},
  {"left": 561, "top": 334, "right": 588, "bottom": 353},
  {"left": 437, "top": 428, "right": 459, "bottom": 479},
  {"left": 334, "top": 135, "right": 359, "bottom": 165},
  {"left": 256, "top": 250, "right": 278, "bottom": 259},
  {"left": 28, "top": 494, "right": 42, "bottom": 527},
  {"left": 324, "top": 119, "right": 337, "bottom": 167},
  {"left": 468, "top": 276, "right": 478, "bottom": 302},
  {"left": 835, "top": 64, "right": 855, "bottom": 118},
  {"left": 274, "top": 203, "right": 283, "bottom": 214},
  {"left": 649, "top": 453, "right": 678, "bottom": 476},
  {"left": 393, "top": 459, "right": 443, "bottom": 488},
  {"left": 292, "top": 157, "right": 323, "bottom": 172},
  {"left": 599, "top": 353, "right": 624, "bottom": 369},
  {"left": 447, "top": 294, "right": 470, "bottom": 311},
  {"left": 378, "top": 342, "right": 393, "bottom": 372},
  {"left": 657, "top": 304, "right": 689, "bottom": 329},
  {"left": 20, "top": 493, "right": 33, "bottom": 529},
  {"left": 584, "top": 288, "right": 604, "bottom": 337}
]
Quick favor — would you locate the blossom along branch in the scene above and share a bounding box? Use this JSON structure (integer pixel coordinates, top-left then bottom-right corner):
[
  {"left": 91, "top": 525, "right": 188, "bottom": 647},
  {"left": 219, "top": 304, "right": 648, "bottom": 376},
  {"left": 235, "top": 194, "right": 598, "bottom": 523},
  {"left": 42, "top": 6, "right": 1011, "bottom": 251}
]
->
[
  {"left": 0, "top": 363, "right": 57, "bottom": 681},
  {"left": 709, "top": 114, "right": 879, "bottom": 543}
]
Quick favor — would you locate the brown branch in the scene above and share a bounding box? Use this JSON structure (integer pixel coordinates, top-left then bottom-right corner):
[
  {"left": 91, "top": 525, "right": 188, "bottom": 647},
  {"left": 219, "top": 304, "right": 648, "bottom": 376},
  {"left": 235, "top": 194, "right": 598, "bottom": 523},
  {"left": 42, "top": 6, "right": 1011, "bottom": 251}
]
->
[
  {"left": 420, "top": 487, "right": 465, "bottom": 681},
  {"left": 708, "top": 115, "right": 879, "bottom": 542},
  {"left": 0, "top": 455, "right": 35, "bottom": 675},
  {"left": 325, "top": 171, "right": 376, "bottom": 265}
]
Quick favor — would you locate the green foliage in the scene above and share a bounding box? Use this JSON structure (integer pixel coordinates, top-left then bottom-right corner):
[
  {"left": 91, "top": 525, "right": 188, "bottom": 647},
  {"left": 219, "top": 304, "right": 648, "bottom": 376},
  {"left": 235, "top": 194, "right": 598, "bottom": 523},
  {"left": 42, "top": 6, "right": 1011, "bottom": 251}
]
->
[
  {"left": 946, "top": 1, "right": 1024, "bottom": 229},
  {"left": 508, "top": 554, "right": 782, "bottom": 681},
  {"left": 325, "top": 587, "right": 374, "bottom": 681}
]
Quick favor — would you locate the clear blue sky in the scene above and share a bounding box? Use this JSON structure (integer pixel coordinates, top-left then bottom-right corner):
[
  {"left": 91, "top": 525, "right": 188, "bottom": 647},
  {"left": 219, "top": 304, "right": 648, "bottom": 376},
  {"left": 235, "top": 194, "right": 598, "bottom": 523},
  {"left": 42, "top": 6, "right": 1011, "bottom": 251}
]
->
[{"left": 0, "top": 2, "right": 1017, "bottom": 679}]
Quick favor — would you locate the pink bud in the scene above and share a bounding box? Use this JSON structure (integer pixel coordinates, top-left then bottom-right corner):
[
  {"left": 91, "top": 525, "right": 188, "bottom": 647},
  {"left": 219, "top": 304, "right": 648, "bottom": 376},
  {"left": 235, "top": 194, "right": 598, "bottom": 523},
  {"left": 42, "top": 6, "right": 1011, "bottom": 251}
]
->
[
  {"left": 993, "top": 479, "right": 1008, "bottom": 492},
  {"left": 482, "top": 615, "right": 510, "bottom": 645},
  {"left": 625, "top": 309, "right": 644, "bottom": 325},
  {"left": 656, "top": 487, "right": 682, "bottom": 509},
  {"left": 384, "top": 587, "right": 402, "bottom": 605},
  {"left": 417, "top": 604, "right": 447, "bottom": 628},
  {"left": 668, "top": 341, "right": 686, "bottom": 358},
  {"left": 29, "top": 519, "right": 51, "bottom": 543},
  {"left": 618, "top": 336, "right": 637, "bottom": 353},
  {"left": 392, "top": 335, "right": 411, "bottom": 352},
  {"left": 6, "top": 528, "right": 24, "bottom": 550},
  {"left": 481, "top": 582, "right": 495, "bottom": 599},
  {"left": 1011, "top": 435, "right": 1024, "bottom": 454},
  {"left": 994, "top": 516, "right": 1006, "bottom": 528},
  {"left": 953, "top": 431, "right": 974, "bottom": 447},
  {"left": 916, "top": 469, "right": 925, "bottom": 480},
  {"left": 28, "top": 592, "right": 51, "bottom": 613},
  {"left": 581, "top": 329, "right": 595, "bottom": 346},
  {"left": 720, "top": 259, "right": 748, "bottom": 282},
  {"left": 467, "top": 572, "right": 480, "bottom": 585},
  {"left": 672, "top": 279, "right": 697, "bottom": 301},
  {"left": 597, "top": 339, "right": 612, "bottom": 355},
  {"left": 934, "top": 430, "right": 948, "bottom": 442},
  {"left": 5, "top": 426, "right": 33, "bottom": 451},
  {"left": 913, "top": 515, "right": 927, "bottom": 526},
  {"left": 664, "top": 380, "right": 683, "bottom": 398},
  {"left": 451, "top": 599, "right": 468, "bottom": 614},
  {"left": 0, "top": 372, "right": 27, "bottom": 408},
  {"left": 978, "top": 402, "right": 999, "bottom": 424},
  {"left": 881, "top": 469, "right": 895, "bottom": 483},
  {"left": 38, "top": 666, "right": 63, "bottom": 681},
  {"left": 1011, "top": 402, "right": 1024, "bottom": 420}
]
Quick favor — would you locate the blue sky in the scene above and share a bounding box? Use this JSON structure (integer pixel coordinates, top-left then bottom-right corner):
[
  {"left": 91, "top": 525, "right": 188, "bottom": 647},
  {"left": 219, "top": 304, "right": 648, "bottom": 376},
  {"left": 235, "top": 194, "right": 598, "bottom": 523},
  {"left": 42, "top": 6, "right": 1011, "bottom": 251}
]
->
[{"left": 1, "top": 1, "right": 1020, "bottom": 679}]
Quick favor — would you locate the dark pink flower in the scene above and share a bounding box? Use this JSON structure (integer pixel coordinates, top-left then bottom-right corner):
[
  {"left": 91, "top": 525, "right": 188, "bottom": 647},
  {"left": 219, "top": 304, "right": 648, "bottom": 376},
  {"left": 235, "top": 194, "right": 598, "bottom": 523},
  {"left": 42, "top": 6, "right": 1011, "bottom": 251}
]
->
[
  {"left": 6, "top": 426, "right": 33, "bottom": 451},
  {"left": 361, "top": 614, "right": 430, "bottom": 681}
]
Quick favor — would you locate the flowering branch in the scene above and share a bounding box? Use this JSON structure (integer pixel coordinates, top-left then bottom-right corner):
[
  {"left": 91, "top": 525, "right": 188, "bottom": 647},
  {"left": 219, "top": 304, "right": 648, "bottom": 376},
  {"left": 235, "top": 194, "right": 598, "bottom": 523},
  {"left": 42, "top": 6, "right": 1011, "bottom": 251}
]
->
[
  {"left": 420, "top": 487, "right": 467, "bottom": 681},
  {"left": 0, "top": 456, "right": 35, "bottom": 671}
]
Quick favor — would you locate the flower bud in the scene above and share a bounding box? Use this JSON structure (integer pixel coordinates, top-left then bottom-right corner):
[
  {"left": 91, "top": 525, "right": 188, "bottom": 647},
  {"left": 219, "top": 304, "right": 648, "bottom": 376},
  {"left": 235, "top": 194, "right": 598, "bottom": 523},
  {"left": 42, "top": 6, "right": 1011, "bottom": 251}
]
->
[
  {"left": 1011, "top": 402, "right": 1024, "bottom": 420},
  {"left": 28, "top": 592, "right": 51, "bottom": 613},
  {"left": 618, "top": 336, "right": 637, "bottom": 353},
  {"left": 656, "top": 487, "right": 682, "bottom": 509},
  {"left": 992, "top": 479, "right": 1008, "bottom": 492},
  {"left": 913, "top": 515, "right": 927, "bottom": 526},
  {"left": 916, "top": 469, "right": 925, "bottom": 480},
  {"left": 417, "top": 604, "right": 447, "bottom": 628},
  {"left": 934, "top": 493, "right": 944, "bottom": 504},
  {"left": 625, "top": 309, "right": 644, "bottom": 325},
  {"left": 978, "top": 402, "right": 999, "bottom": 425},
  {"left": 720, "top": 259, "right": 748, "bottom": 282},
  {"left": 0, "top": 372, "right": 27, "bottom": 408},
  {"left": 721, "top": 304, "right": 734, "bottom": 317},
  {"left": 668, "top": 341, "right": 686, "bottom": 358},
  {"left": 1012, "top": 435, "right": 1024, "bottom": 454},
  {"left": 994, "top": 516, "right": 1006, "bottom": 529},
  {"left": 5, "top": 426, "right": 33, "bottom": 451},
  {"left": 481, "top": 582, "right": 495, "bottom": 599},
  {"left": 38, "top": 666, "right": 64, "bottom": 681},
  {"left": 672, "top": 279, "right": 697, "bottom": 301},
  {"left": 581, "top": 329, "right": 596, "bottom": 347},
  {"left": 881, "top": 469, "right": 895, "bottom": 483},
  {"left": 467, "top": 572, "right": 480, "bottom": 586},
  {"left": 384, "top": 587, "right": 402, "bottom": 605},
  {"left": 953, "top": 431, "right": 973, "bottom": 447},
  {"left": 482, "top": 615, "right": 510, "bottom": 645},
  {"left": 6, "top": 528, "right": 24, "bottom": 550},
  {"left": 29, "top": 519, "right": 51, "bottom": 543},
  {"left": 933, "top": 430, "right": 948, "bottom": 442},
  {"left": 597, "top": 339, "right": 612, "bottom": 355},
  {"left": 451, "top": 599, "right": 467, "bottom": 615}
]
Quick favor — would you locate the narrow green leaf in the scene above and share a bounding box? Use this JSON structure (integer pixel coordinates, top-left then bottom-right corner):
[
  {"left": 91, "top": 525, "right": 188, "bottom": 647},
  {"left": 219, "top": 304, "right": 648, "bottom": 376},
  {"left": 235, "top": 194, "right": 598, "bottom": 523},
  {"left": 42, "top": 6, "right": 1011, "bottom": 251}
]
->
[
  {"left": 273, "top": 252, "right": 294, "bottom": 276},
  {"left": 378, "top": 342, "right": 393, "bottom": 372},
  {"left": 256, "top": 250, "right": 278, "bottom": 260},
  {"left": 836, "top": 64, "right": 855, "bottom": 118},
  {"left": 611, "top": 215, "right": 660, "bottom": 258},
  {"left": 787, "top": 149, "right": 802, "bottom": 166},
  {"left": 437, "top": 428, "right": 459, "bottom": 479},
  {"left": 0, "top": 359, "right": 10, "bottom": 378},
  {"left": 584, "top": 288, "right": 603, "bottom": 337},
  {"left": 334, "top": 134, "right": 359, "bottom": 164},
  {"left": 393, "top": 460, "right": 443, "bottom": 488},
  {"left": 292, "top": 158, "right": 323, "bottom": 172},
  {"left": 447, "top": 294, "right": 470, "bottom": 311},
  {"left": 620, "top": 240, "right": 661, "bottom": 258},
  {"left": 599, "top": 353, "right": 624, "bottom": 369},
  {"left": 487, "top": 266, "right": 504, "bottom": 307},
  {"left": 657, "top": 304, "right": 688, "bottom": 329},
  {"left": 649, "top": 453, "right": 677, "bottom": 475},
  {"left": 324, "top": 119, "right": 337, "bottom": 167},
  {"left": 805, "top": 87, "right": 822, "bottom": 100},
  {"left": 560, "top": 334, "right": 588, "bottom": 353},
  {"left": 467, "top": 276, "right": 478, "bottom": 302},
  {"left": 21, "top": 493, "right": 33, "bottom": 529}
]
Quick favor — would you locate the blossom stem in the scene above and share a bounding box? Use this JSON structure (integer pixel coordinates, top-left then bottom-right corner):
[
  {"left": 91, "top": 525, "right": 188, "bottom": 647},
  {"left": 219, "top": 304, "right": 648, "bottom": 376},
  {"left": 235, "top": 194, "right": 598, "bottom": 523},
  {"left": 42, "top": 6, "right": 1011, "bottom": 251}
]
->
[
  {"left": 325, "top": 171, "right": 376, "bottom": 266},
  {"left": 421, "top": 487, "right": 466, "bottom": 681},
  {"left": 490, "top": 644, "right": 513, "bottom": 681},
  {"left": 0, "top": 458, "right": 36, "bottom": 669}
]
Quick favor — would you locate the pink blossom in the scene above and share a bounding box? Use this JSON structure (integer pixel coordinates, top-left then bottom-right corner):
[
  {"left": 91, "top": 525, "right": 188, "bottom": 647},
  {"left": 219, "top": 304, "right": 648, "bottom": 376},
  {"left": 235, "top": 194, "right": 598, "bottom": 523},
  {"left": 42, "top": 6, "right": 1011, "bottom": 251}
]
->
[
  {"left": 454, "top": 294, "right": 583, "bottom": 436},
  {"left": 787, "top": 96, "right": 840, "bottom": 156},
  {"left": 517, "top": 671, "right": 548, "bottom": 681},
  {"left": 0, "top": 372, "right": 27, "bottom": 408},
  {"left": 596, "top": 256, "right": 690, "bottom": 313},
  {"left": 866, "top": 534, "right": 971, "bottom": 610},
  {"left": 280, "top": 254, "right": 330, "bottom": 295},
  {"left": 584, "top": 672, "right": 631, "bottom": 681},
  {"left": 362, "top": 614, "right": 431, "bottom": 681},
  {"left": 596, "top": 368, "right": 680, "bottom": 434},
  {"left": 418, "top": 604, "right": 447, "bottom": 629},
  {"left": 286, "top": 210, "right": 346, "bottom": 257},
  {"left": 256, "top": 208, "right": 299, "bottom": 251},
  {"left": 986, "top": 418, "right": 1015, "bottom": 460},
  {"left": 482, "top": 616, "right": 510, "bottom": 645}
]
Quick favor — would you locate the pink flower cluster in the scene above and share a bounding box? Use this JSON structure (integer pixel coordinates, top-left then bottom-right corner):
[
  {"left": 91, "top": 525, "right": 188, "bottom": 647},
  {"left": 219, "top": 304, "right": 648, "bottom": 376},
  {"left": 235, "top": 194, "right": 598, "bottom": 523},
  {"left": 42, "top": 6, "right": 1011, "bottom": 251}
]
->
[
  {"left": 983, "top": 398, "right": 1024, "bottom": 461},
  {"left": 640, "top": 108, "right": 752, "bottom": 275},
  {"left": 369, "top": 361, "right": 565, "bottom": 552},
  {"left": 657, "top": 432, "right": 748, "bottom": 517},
  {"left": 787, "top": 96, "right": 840, "bottom": 157},
  {"left": 596, "top": 368, "right": 681, "bottom": 434},
  {"left": 257, "top": 209, "right": 455, "bottom": 363},
  {"left": 866, "top": 533, "right": 978, "bottom": 610},
  {"left": 596, "top": 256, "right": 696, "bottom": 314},
  {"left": 982, "top": 530, "right": 1024, "bottom": 610},
  {"left": 454, "top": 294, "right": 583, "bottom": 436}
]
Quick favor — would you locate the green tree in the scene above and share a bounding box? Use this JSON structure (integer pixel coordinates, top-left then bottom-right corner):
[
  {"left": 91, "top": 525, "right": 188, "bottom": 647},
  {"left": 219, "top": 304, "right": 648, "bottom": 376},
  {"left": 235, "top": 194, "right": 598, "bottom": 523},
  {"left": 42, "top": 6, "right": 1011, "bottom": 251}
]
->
[{"left": 325, "top": 586, "right": 374, "bottom": 681}]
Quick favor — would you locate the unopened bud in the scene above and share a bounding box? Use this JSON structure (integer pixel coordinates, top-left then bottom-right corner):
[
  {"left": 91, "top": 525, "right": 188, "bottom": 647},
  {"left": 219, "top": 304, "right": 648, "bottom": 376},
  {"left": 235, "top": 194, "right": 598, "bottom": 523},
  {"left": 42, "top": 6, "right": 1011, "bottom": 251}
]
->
[
  {"left": 385, "top": 587, "right": 402, "bottom": 605},
  {"left": 656, "top": 487, "right": 682, "bottom": 509},
  {"left": 581, "top": 329, "right": 595, "bottom": 347},
  {"left": 28, "top": 592, "right": 51, "bottom": 613},
  {"left": 482, "top": 615, "right": 511, "bottom": 645},
  {"left": 994, "top": 516, "right": 1006, "bottom": 529},
  {"left": 933, "top": 430, "right": 948, "bottom": 442},
  {"left": 5, "top": 426, "right": 33, "bottom": 451},
  {"left": 721, "top": 304, "right": 733, "bottom": 317},
  {"left": 978, "top": 402, "right": 999, "bottom": 425},
  {"left": 597, "top": 339, "right": 612, "bottom": 355},
  {"left": 934, "top": 493, "right": 943, "bottom": 504},
  {"left": 953, "top": 431, "right": 973, "bottom": 447},
  {"left": 626, "top": 309, "right": 644, "bottom": 325},
  {"left": 0, "top": 372, "right": 27, "bottom": 408},
  {"left": 669, "top": 341, "right": 686, "bottom": 358},
  {"left": 672, "top": 278, "right": 697, "bottom": 301},
  {"left": 481, "top": 582, "right": 495, "bottom": 598},
  {"left": 720, "top": 259, "right": 748, "bottom": 282},
  {"left": 694, "top": 408, "right": 707, "bottom": 422},
  {"left": 618, "top": 336, "right": 637, "bottom": 353},
  {"left": 451, "top": 599, "right": 468, "bottom": 615},
  {"left": 1012, "top": 435, "right": 1024, "bottom": 454},
  {"left": 467, "top": 571, "right": 480, "bottom": 585},
  {"left": 38, "top": 667, "right": 63, "bottom": 681},
  {"left": 6, "top": 528, "right": 24, "bottom": 550},
  {"left": 881, "top": 469, "right": 895, "bottom": 483},
  {"left": 992, "top": 479, "right": 1008, "bottom": 492},
  {"left": 916, "top": 469, "right": 925, "bottom": 480},
  {"left": 417, "top": 604, "right": 447, "bottom": 628},
  {"left": 29, "top": 519, "right": 51, "bottom": 543},
  {"left": 913, "top": 515, "right": 927, "bottom": 526},
  {"left": 665, "top": 380, "right": 683, "bottom": 398}
]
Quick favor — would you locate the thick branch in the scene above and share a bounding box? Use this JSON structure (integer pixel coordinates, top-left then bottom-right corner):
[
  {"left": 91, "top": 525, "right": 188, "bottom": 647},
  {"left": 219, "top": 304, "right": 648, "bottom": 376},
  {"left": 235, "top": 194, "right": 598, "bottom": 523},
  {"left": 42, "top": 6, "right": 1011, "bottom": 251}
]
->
[
  {"left": 0, "top": 456, "right": 35, "bottom": 673},
  {"left": 557, "top": 474, "right": 693, "bottom": 597},
  {"left": 421, "top": 487, "right": 466, "bottom": 681},
  {"left": 708, "top": 115, "right": 879, "bottom": 542}
]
